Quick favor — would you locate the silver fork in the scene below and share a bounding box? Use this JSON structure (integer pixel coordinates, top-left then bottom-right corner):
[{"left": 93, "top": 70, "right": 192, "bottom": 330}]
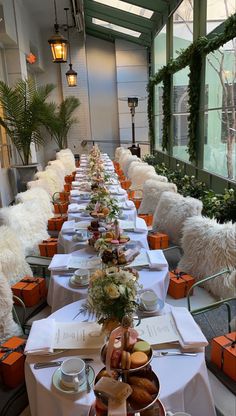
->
[
  {"left": 85, "top": 364, "right": 91, "bottom": 392},
  {"left": 154, "top": 351, "right": 197, "bottom": 357}
]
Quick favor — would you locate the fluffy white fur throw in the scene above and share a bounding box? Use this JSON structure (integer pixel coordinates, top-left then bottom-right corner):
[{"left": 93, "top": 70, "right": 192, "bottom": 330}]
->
[
  {"left": 121, "top": 155, "right": 140, "bottom": 176},
  {"left": 56, "top": 151, "right": 75, "bottom": 174},
  {"left": 27, "top": 178, "right": 52, "bottom": 196},
  {"left": 178, "top": 217, "right": 236, "bottom": 299},
  {"left": 127, "top": 161, "right": 144, "bottom": 179},
  {"left": 139, "top": 182, "right": 178, "bottom": 215},
  {"left": 152, "top": 192, "right": 202, "bottom": 244},
  {"left": 143, "top": 172, "right": 168, "bottom": 183},
  {"left": 0, "top": 270, "right": 22, "bottom": 343},
  {"left": 0, "top": 201, "right": 49, "bottom": 256},
  {"left": 15, "top": 188, "right": 53, "bottom": 220},
  {"left": 34, "top": 170, "right": 61, "bottom": 195},
  {"left": 0, "top": 226, "right": 32, "bottom": 285},
  {"left": 130, "top": 165, "right": 156, "bottom": 190},
  {"left": 115, "top": 147, "right": 123, "bottom": 161},
  {"left": 117, "top": 148, "right": 131, "bottom": 163}
]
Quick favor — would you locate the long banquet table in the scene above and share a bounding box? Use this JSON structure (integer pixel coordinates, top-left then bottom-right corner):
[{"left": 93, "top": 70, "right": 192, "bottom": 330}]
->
[
  {"left": 25, "top": 152, "right": 216, "bottom": 416},
  {"left": 25, "top": 300, "right": 216, "bottom": 416}
]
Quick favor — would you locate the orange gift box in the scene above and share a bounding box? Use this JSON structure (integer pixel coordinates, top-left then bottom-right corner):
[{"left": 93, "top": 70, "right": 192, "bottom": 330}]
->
[
  {"left": 11, "top": 277, "right": 47, "bottom": 307},
  {"left": 138, "top": 214, "right": 153, "bottom": 227},
  {"left": 133, "top": 199, "right": 142, "bottom": 209},
  {"left": 0, "top": 337, "right": 25, "bottom": 388},
  {"left": 211, "top": 332, "right": 236, "bottom": 381},
  {"left": 39, "top": 238, "right": 58, "bottom": 257},
  {"left": 120, "top": 180, "right": 131, "bottom": 190},
  {"left": 48, "top": 216, "right": 67, "bottom": 231},
  {"left": 59, "top": 192, "right": 69, "bottom": 202},
  {"left": 168, "top": 269, "right": 195, "bottom": 299},
  {"left": 64, "top": 183, "right": 72, "bottom": 192},
  {"left": 148, "top": 232, "right": 169, "bottom": 249},
  {"left": 64, "top": 174, "right": 73, "bottom": 183},
  {"left": 54, "top": 202, "right": 68, "bottom": 214}
]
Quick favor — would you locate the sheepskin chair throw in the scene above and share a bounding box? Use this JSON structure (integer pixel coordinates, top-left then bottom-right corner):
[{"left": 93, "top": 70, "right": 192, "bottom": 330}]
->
[
  {"left": 46, "top": 166, "right": 64, "bottom": 191},
  {"left": 124, "top": 157, "right": 141, "bottom": 177},
  {"left": 130, "top": 165, "right": 156, "bottom": 190},
  {"left": 121, "top": 155, "right": 139, "bottom": 177},
  {"left": 143, "top": 172, "right": 168, "bottom": 183},
  {"left": 152, "top": 192, "right": 202, "bottom": 245},
  {"left": 27, "top": 178, "right": 52, "bottom": 196},
  {"left": 117, "top": 148, "right": 131, "bottom": 163},
  {"left": 0, "top": 201, "right": 49, "bottom": 256},
  {"left": 0, "top": 226, "right": 32, "bottom": 285},
  {"left": 56, "top": 149, "right": 75, "bottom": 175},
  {"left": 15, "top": 187, "right": 53, "bottom": 220},
  {"left": 178, "top": 217, "right": 236, "bottom": 299},
  {"left": 115, "top": 147, "right": 123, "bottom": 162},
  {"left": 0, "top": 270, "right": 22, "bottom": 343},
  {"left": 139, "top": 182, "right": 178, "bottom": 216},
  {"left": 127, "top": 160, "right": 143, "bottom": 179},
  {"left": 34, "top": 170, "right": 60, "bottom": 195}
]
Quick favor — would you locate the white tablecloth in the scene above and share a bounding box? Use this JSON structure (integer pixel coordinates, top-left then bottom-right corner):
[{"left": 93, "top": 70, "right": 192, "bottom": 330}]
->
[
  {"left": 25, "top": 300, "right": 216, "bottom": 416},
  {"left": 58, "top": 218, "right": 149, "bottom": 254},
  {"left": 47, "top": 246, "right": 169, "bottom": 312}
]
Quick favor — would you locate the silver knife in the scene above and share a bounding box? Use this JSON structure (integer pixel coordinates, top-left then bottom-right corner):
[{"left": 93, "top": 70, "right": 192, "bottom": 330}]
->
[
  {"left": 34, "top": 358, "right": 93, "bottom": 369},
  {"left": 154, "top": 351, "right": 197, "bottom": 357}
]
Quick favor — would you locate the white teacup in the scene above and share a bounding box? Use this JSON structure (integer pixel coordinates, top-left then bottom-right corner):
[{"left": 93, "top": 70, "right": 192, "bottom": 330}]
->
[
  {"left": 60, "top": 358, "right": 85, "bottom": 391},
  {"left": 140, "top": 290, "right": 158, "bottom": 311},
  {"left": 74, "top": 269, "right": 89, "bottom": 285}
]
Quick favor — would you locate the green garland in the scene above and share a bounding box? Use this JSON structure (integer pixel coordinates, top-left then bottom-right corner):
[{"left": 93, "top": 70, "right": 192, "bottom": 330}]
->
[{"left": 148, "top": 13, "right": 236, "bottom": 161}]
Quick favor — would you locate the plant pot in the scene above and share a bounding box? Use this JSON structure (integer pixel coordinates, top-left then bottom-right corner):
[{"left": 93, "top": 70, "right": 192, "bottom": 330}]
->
[{"left": 13, "top": 164, "right": 39, "bottom": 192}]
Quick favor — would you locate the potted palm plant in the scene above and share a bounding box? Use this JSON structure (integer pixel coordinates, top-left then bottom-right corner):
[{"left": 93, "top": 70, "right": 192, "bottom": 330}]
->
[
  {"left": 0, "top": 78, "right": 55, "bottom": 189},
  {"left": 45, "top": 96, "right": 80, "bottom": 149}
]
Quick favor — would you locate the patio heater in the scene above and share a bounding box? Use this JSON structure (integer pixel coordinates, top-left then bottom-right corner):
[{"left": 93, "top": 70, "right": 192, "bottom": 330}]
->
[{"left": 127, "top": 97, "right": 140, "bottom": 157}]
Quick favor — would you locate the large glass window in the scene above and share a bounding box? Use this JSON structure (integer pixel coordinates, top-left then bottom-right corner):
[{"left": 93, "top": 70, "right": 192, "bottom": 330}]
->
[
  {"left": 207, "top": 0, "right": 236, "bottom": 34},
  {"left": 173, "top": 0, "right": 193, "bottom": 58},
  {"left": 172, "top": 67, "right": 190, "bottom": 162},
  {"left": 153, "top": 26, "right": 166, "bottom": 150},
  {"left": 204, "top": 42, "right": 236, "bottom": 180}
]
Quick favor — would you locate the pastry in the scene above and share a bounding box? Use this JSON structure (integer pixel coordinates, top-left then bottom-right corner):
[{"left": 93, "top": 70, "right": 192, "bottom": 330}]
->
[
  {"left": 128, "top": 377, "right": 158, "bottom": 394},
  {"left": 121, "top": 350, "right": 131, "bottom": 370},
  {"left": 96, "top": 369, "right": 118, "bottom": 382},
  {"left": 130, "top": 351, "right": 148, "bottom": 368},
  {"left": 129, "top": 386, "right": 153, "bottom": 407},
  {"left": 111, "top": 349, "right": 122, "bottom": 368},
  {"left": 133, "top": 341, "right": 151, "bottom": 355}
]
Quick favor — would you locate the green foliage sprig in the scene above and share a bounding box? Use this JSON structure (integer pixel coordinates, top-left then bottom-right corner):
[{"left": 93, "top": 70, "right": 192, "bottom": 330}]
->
[
  {"left": 148, "top": 13, "right": 236, "bottom": 161},
  {"left": 142, "top": 155, "right": 236, "bottom": 223}
]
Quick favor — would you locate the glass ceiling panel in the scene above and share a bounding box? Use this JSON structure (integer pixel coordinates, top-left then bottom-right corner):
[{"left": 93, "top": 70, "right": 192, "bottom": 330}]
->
[
  {"left": 92, "top": 17, "right": 141, "bottom": 37},
  {"left": 93, "top": 0, "right": 154, "bottom": 19}
]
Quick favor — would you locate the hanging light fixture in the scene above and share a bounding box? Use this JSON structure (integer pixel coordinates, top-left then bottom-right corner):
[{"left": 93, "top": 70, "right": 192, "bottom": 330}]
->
[
  {"left": 64, "top": 7, "right": 77, "bottom": 87},
  {"left": 48, "top": 0, "right": 68, "bottom": 63}
]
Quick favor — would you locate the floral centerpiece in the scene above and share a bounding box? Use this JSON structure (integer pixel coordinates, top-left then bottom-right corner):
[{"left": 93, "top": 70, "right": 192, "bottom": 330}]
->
[
  {"left": 85, "top": 267, "right": 140, "bottom": 332},
  {"left": 86, "top": 188, "right": 120, "bottom": 220}
]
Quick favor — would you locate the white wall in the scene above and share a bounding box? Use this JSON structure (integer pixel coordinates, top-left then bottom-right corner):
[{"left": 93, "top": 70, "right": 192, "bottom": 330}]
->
[
  {"left": 115, "top": 39, "right": 149, "bottom": 149},
  {"left": 86, "top": 35, "right": 119, "bottom": 157}
]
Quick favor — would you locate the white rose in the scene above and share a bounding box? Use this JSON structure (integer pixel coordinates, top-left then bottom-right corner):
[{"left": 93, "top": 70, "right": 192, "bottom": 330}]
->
[{"left": 105, "top": 283, "right": 120, "bottom": 299}]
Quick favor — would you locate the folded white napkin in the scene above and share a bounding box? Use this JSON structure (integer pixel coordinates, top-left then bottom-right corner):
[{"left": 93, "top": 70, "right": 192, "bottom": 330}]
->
[
  {"left": 171, "top": 307, "right": 208, "bottom": 349},
  {"left": 124, "top": 200, "right": 135, "bottom": 209},
  {"left": 147, "top": 250, "right": 168, "bottom": 270},
  {"left": 72, "top": 181, "right": 80, "bottom": 187},
  {"left": 134, "top": 217, "right": 148, "bottom": 233},
  {"left": 61, "top": 220, "right": 76, "bottom": 234},
  {"left": 25, "top": 319, "right": 55, "bottom": 355},
  {"left": 70, "top": 189, "right": 80, "bottom": 197},
  {"left": 48, "top": 254, "right": 70, "bottom": 270},
  {"left": 68, "top": 203, "right": 81, "bottom": 213}
]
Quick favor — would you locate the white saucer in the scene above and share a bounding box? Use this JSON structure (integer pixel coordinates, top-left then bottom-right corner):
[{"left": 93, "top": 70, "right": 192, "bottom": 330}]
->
[
  {"left": 69, "top": 275, "right": 89, "bottom": 288},
  {"left": 138, "top": 299, "right": 164, "bottom": 315},
  {"left": 52, "top": 365, "right": 95, "bottom": 394}
]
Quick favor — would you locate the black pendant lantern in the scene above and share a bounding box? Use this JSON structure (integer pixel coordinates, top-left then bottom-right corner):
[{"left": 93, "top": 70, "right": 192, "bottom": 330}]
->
[
  {"left": 65, "top": 8, "right": 77, "bottom": 87},
  {"left": 48, "top": 0, "right": 68, "bottom": 63}
]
